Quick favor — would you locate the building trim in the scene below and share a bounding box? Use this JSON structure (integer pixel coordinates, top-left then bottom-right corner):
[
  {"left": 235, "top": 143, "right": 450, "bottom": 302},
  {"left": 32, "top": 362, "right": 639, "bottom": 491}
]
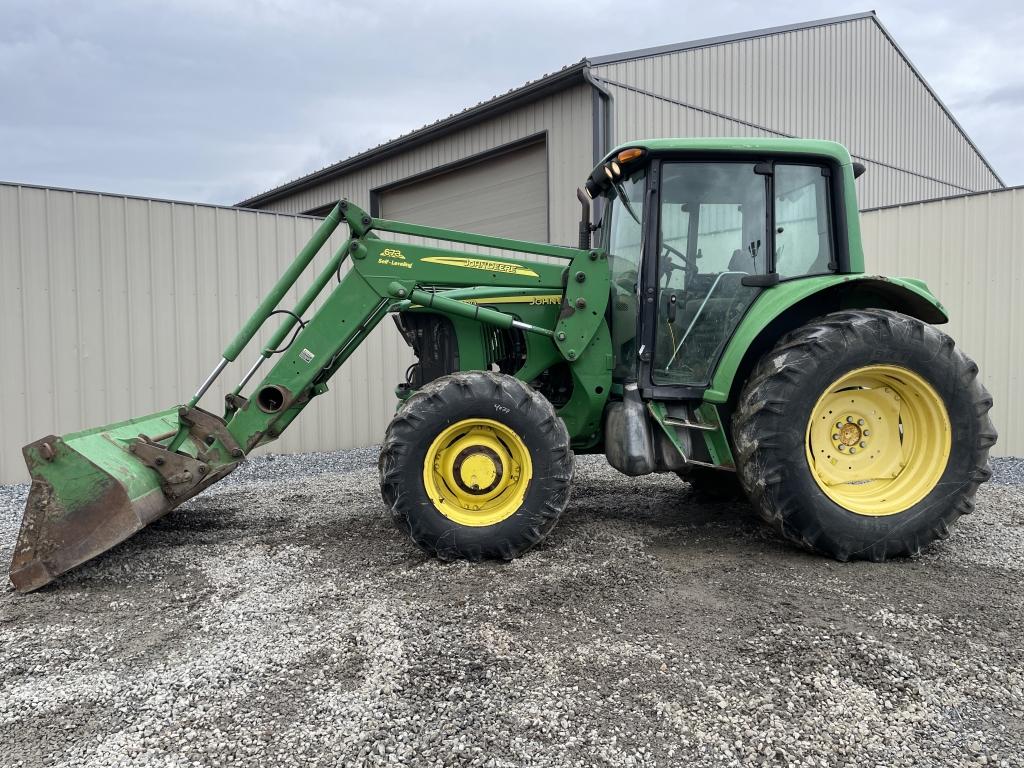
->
[
  {"left": 586, "top": 12, "right": 878, "bottom": 65},
  {"left": 0, "top": 180, "right": 325, "bottom": 220},
  {"left": 582, "top": 68, "right": 613, "bottom": 165},
  {"left": 861, "top": 182, "right": 1024, "bottom": 213}
]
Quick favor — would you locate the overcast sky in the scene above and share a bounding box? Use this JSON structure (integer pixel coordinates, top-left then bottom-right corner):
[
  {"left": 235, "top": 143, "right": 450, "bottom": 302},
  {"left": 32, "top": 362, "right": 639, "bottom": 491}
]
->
[{"left": 1, "top": 1, "right": 1021, "bottom": 205}]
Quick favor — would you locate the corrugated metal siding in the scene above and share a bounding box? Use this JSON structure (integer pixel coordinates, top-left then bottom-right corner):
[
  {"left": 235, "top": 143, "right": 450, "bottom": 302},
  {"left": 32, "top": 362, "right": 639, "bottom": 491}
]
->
[
  {"left": 592, "top": 17, "right": 1001, "bottom": 209},
  {"left": 0, "top": 183, "right": 413, "bottom": 483},
  {"left": 379, "top": 140, "right": 549, "bottom": 240},
  {"left": 860, "top": 187, "right": 1023, "bottom": 456},
  {"left": 257, "top": 84, "right": 594, "bottom": 249}
]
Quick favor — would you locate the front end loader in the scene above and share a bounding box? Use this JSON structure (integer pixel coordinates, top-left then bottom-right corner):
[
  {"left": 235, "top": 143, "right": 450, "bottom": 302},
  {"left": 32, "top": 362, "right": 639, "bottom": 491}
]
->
[{"left": 9, "top": 138, "right": 996, "bottom": 592}]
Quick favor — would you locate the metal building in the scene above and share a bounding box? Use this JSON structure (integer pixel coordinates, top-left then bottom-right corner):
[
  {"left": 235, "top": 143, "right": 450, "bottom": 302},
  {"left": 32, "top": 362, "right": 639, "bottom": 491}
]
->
[{"left": 240, "top": 11, "right": 1003, "bottom": 234}]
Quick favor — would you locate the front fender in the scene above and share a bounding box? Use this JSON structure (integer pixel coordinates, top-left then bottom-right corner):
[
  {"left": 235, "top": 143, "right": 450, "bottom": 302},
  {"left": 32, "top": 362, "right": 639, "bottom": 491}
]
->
[{"left": 705, "top": 274, "right": 948, "bottom": 404}]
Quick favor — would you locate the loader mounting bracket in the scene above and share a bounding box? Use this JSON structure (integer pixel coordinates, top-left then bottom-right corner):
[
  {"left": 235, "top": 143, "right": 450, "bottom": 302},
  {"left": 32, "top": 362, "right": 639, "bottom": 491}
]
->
[
  {"left": 224, "top": 393, "right": 248, "bottom": 416},
  {"left": 129, "top": 438, "right": 211, "bottom": 500},
  {"left": 129, "top": 406, "right": 243, "bottom": 502},
  {"left": 176, "top": 406, "right": 244, "bottom": 459}
]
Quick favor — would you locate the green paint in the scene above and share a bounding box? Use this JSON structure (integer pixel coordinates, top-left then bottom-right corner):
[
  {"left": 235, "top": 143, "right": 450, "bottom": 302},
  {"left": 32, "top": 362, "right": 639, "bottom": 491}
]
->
[
  {"left": 645, "top": 401, "right": 686, "bottom": 456},
  {"left": 372, "top": 217, "right": 581, "bottom": 260},
  {"left": 703, "top": 274, "right": 946, "bottom": 404},
  {"left": 37, "top": 409, "right": 181, "bottom": 501},
  {"left": 553, "top": 249, "right": 610, "bottom": 361},
  {"left": 645, "top": 401, "right": 734, "bottom": 469},
  {"left": 695, "top": 403, "right": 735, "bottom": 468},
  {"left": 405, "top": 287, "right": 553, "bottom": 337},
  {"left": 262, "top": 237, "right": 352, "bottom": 357},
  {"left": 561, "top": 321, "right": 613, "bottom": 449},
  {"left": 221, "top": 203, "right": 342, "bottom": 364}
]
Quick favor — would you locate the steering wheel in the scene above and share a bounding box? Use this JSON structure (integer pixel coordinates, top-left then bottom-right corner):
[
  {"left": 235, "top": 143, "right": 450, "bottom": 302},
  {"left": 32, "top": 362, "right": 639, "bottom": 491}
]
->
[{"left": 660, "top": 242, "right": 697, "bottom": 289}]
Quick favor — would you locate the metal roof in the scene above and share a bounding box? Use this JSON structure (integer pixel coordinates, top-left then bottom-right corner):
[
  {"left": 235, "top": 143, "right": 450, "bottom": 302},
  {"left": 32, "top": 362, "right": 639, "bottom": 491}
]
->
[
  {"left": 238, "top": 11, "right": 1002, "bottom": 208},
  {"left": 587, "top": 11, "right": 878, "bottom": 65}
]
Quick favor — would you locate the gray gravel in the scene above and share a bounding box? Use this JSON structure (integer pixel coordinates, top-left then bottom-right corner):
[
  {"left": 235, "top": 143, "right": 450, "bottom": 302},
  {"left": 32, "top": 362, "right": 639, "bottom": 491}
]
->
[{"left": 1, "top": 450, "right": 1022, "bottom": 767}]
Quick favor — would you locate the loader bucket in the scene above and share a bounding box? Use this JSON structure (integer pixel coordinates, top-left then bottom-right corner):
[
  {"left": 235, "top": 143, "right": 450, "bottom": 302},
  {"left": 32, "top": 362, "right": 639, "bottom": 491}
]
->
[{"left": 9, "top": 409, "right": 238, "bottom": 592}]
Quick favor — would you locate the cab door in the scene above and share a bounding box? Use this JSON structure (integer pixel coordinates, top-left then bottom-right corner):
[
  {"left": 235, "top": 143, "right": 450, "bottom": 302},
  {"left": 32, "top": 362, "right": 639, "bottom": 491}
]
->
[
  {"left": 638, "top": 158, "right": 839, "bottom": 396},
  {"left": 639, "top": 159, "right": 767, "bottom": 393}
]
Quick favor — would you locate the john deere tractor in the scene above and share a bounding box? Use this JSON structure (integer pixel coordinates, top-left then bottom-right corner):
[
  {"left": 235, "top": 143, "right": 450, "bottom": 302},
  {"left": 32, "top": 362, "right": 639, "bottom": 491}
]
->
[{"left": 9, "top": 138, "right": 996, "bottom": 592}]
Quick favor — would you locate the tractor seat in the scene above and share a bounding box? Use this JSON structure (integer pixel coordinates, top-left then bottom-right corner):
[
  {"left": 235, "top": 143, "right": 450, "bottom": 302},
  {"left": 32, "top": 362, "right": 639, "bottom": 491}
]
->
[{"left": 728, "top": 248, "right": 757, "bottom": 273}]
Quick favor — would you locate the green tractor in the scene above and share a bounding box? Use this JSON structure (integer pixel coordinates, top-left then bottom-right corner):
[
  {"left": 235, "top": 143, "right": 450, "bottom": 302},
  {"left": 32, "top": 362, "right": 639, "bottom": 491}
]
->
[{"left": 9, "top": 138, "right": 996, "bottom": 592}]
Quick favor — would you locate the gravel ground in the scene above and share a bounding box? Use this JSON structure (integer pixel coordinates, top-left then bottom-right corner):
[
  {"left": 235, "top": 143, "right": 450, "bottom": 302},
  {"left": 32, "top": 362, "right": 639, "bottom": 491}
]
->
[{"left": 1, "top": 451, "right": 1022, "bottom": 768}]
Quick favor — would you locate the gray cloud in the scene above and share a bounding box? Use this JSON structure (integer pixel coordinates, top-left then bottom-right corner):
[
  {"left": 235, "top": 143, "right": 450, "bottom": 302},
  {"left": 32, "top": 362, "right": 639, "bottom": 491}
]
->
[{"left": 1, "top": 0, "right": 1021, "bottom": 203}]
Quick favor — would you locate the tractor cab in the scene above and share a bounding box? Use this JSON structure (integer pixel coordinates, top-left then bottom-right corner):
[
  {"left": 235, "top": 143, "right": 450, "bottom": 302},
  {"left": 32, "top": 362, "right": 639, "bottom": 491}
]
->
[{"left": 589, "top": 139, "right": 855, "bottom": 396}]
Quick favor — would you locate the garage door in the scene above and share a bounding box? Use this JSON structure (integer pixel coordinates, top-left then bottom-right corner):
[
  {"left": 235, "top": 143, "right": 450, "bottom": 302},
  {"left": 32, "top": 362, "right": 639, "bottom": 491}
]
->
[{"left": 378, "top": 141, "right": 548, "bottom": 241}]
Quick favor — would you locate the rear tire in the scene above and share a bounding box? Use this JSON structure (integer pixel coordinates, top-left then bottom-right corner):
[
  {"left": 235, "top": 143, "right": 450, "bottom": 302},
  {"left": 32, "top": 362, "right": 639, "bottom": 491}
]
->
[
  {"left": 379, "top": 371, "right": 574, "bottom": 560},
  {"left": 733, "top": 309, "right": 996, "bottom": 561}
]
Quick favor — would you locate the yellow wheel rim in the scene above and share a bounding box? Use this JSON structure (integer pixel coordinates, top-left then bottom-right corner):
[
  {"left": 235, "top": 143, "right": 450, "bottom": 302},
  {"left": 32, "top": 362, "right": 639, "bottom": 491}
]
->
[
  {"left": 422, "top": 418, "right": 533, "bottom": 527},
  {"left": 805, "top": 365, "right": 951, "bottom": 516}
]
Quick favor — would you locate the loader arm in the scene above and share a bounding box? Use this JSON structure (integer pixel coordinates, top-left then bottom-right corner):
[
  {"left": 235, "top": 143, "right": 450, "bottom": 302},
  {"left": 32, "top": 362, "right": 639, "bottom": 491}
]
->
[{"left": 10, "top": 200, "right": 611, "bottom": 592}]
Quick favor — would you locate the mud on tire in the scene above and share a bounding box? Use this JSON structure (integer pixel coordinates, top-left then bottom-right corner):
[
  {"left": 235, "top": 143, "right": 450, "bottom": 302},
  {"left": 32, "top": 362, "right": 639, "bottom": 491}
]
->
[
  {"left": 378, "top": 371, "right": 574, "bottom": 560},
  {"left": 732, "top": 309, "right": 996, "bottom": 561}
]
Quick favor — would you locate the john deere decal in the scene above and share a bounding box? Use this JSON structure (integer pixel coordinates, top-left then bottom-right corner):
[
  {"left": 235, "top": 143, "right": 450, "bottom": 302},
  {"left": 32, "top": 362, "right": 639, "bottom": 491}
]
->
[
  {"left": 421, "top": 256, "right": 539, "bottom": 278},
  {"left": 463, "top": 295, "right": 562, "bottom": 305}
]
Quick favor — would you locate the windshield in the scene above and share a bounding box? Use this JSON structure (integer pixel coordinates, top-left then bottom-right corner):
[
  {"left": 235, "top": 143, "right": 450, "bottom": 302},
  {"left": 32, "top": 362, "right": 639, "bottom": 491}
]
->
[{"left": 604, "top": 169, "right": 646, "bottom": 381}]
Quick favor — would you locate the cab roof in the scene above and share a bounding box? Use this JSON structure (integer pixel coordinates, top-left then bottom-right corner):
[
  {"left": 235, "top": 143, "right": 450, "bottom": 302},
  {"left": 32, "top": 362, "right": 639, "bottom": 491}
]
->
[{"left": 603, "top": 138, "right": 854, "bottom": 166}]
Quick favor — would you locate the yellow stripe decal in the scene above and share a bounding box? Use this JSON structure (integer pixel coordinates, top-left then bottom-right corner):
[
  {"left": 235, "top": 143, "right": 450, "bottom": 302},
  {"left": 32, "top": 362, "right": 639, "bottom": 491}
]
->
[
  {"left": 462, "top": 295, "right": 562, "bottom": 305},
  {"left": 421, "top": 256, "right": 539, "bottom": 278}
]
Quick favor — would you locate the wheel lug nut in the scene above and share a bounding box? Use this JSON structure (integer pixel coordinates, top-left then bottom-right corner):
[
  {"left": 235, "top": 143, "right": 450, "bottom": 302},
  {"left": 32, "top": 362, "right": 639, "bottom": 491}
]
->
[
  {"left": 849, "top": 447, "right": 857, "bottom": 454},
  {"left": 836, "top": 421, "right": 843, "bottom": 429},
  {"left": 838, "top": 445, "right": 846, "bottom": 451},
  {"left": 860, "top": 442, "right": 866, "bottom": 448},
  {"left": 832, "top": 433, "right": 839, "bottom": 441},
  {"left": 863, "top": 429, "right": 870, "bottom": 436},
  {"left": 858, "top": 419, "right": 865, "bottom": 426},
  {"left": 846, "top": 416, "right": 853, "bottom": 423}
]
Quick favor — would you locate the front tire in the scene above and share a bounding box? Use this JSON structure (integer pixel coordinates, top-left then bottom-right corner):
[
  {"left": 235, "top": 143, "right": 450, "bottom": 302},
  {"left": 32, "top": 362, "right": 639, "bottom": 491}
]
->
[
  {"left": 733, "top": 309, "right": 996, "bottom": 561},
  {"left": 379, "top": 371, "right": 574, "bottom": 560}
]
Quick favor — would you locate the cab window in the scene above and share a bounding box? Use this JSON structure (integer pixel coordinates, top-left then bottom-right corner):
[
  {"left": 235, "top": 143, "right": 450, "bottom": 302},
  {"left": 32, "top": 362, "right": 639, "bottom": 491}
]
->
[
  {"left": 774, "top": 164, "right": 835, "bottom": 277},
  {"left": 605, "top": 169, "right": 646, "bottom": 380}
]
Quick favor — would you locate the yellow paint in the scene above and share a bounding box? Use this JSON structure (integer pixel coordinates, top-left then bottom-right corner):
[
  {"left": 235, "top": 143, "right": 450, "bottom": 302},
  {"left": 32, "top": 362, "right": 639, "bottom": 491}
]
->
[
  {"left": 805, "top": 365, "right": 952, "bottom": 516},
  {"left": 421, "top": 255, "right": 539, "bottom": 278},
  {"left": 422, "top": 418, "right": 532, "bottom": 527},
  {"left": 462, "top": 295, "right": 562, "bottom": 305}
]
